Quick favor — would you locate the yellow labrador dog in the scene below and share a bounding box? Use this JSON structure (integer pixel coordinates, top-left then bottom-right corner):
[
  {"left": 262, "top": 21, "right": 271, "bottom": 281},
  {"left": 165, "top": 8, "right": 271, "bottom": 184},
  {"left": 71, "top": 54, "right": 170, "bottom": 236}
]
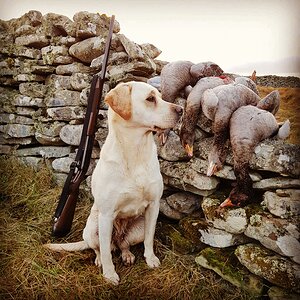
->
[{"left": 44, "top": 81, "right": 183, "bottom": 284}]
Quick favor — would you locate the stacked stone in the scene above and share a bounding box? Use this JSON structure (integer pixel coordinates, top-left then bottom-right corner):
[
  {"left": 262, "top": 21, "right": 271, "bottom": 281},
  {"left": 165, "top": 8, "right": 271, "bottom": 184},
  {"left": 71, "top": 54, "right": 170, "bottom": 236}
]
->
[
  {"left": 1, "top": 10, "right": 299, "bottom": 299},
  {"left": 0, "top": 10, "right": 162, "bottom": 183},
  {"left": 158, "top": 123, "right": 300, "bottom": 298}
]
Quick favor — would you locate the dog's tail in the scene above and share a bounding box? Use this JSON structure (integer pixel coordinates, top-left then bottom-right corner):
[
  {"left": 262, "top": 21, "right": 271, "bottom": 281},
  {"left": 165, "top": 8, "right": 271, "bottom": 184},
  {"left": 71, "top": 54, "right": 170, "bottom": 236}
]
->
[{"left": 43, "top": 241, "right": 90, "bottom": 252}]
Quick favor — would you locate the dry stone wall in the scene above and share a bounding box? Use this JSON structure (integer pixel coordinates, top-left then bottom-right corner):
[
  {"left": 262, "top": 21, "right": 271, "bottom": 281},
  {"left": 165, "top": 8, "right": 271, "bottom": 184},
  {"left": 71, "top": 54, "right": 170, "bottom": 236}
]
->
[{"left": 0, "top": 11, "right": 299, "bottom": 299}]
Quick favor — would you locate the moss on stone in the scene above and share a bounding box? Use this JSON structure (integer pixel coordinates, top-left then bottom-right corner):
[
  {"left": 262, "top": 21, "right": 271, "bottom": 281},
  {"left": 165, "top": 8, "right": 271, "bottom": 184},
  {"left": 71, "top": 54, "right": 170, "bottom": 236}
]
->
[
  {"left": 156, "top": 222, "right": 203, "bottom": 254},
  {"left": 179, "top": 217, "right": 208, "bottom": 245},
  {"left": 235, "top": 244, "right": 300, "bottom": 292},
  {"left": 196, "top": 247, "right": 264, "bottom": 296}
]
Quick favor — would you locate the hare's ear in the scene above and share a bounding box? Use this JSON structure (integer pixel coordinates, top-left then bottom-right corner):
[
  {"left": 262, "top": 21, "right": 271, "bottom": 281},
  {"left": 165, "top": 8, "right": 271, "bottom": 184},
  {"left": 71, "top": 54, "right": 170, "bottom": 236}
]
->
[{"left": 105, "top": 84, "right": 132, "bottom": 120}]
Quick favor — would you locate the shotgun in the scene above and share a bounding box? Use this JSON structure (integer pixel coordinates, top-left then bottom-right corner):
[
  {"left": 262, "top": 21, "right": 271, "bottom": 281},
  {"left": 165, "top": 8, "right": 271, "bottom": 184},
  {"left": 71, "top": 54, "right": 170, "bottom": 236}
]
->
[{"left": 52, "top": 15, "right": 115, "bottom": 237}]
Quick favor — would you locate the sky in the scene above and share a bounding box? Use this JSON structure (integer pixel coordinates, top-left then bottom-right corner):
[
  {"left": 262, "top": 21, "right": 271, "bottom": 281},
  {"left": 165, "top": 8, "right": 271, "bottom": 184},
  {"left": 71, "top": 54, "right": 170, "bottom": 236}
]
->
[{"left": 1, "top": 0, "right": 299, "bottom": 77}]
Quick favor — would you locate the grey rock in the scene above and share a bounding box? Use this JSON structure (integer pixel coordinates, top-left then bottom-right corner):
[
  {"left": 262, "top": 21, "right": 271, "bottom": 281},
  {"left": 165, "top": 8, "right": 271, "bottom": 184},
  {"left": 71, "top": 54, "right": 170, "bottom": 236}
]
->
[
  {"left": 201, "top": 196, "right": 248, "bottom": 234},
  {"left": 46, "top": 90, "right": 81, "bottom": 107},
  {"left": 159, "top": 198, "right": 185, "bottom": 220},
  {"left": 34, "top": 121, "right": 65, "bottom": 137},
  {"left": 59, "top": 124, "right": 83, "bottom": 146},
  {"left": 41, "top": 45, "right": 71, "bottom": 65},
  {"left": 42, "top": 13, "right": 75, "bottom": 37},
  {"left": 0, "top": 135, "right": 34, "bottom": 145},
  {"left": 13, "top": 73, "right": 46, "bottom": 82},
  {"left": 155, "top": 130, "right": 188, "bottom": 161},
  {"left": 166, "top": 192, "right": 200, "bottom": 214},
  {"left": 235, "top": 243, "right": 300, "bottom": 292},
  {"left": 12, "top": 10, "right": 42, "bottom": 29},
  {"left": 245, "top": 211, "right": 300, "bottom": 263},
  {"left": 15, "top": 24, "right": 36, "bottom": 37},
  {"left": 163, "top": 175, "right": 217, "bottom": 197},
  {"left": 45, "top": 74, "right": 72, "bottom": 90},
  {"left": 35, "top": 133, "right": 64, "bottom": 146},
  {"left": 179, "top": 218, "right": 250, "bottom": 248},
  {"left": 13, "top": 94, "right": 44, "bottom": 107},
  {"left": 16, "top": 146, "right": 71, "bottom": 158},
  {"left": 47, "top": 106, "right": 86, "bottom": 121},
  {"left": 0, "top": 113, "right": 33, "bottom": 125},
  {"left": 15, "top": 107, "right": 36, "bottom": 116},
  {"left": 31, "top": 65, "right": 56, "bottom": 74},
  {"left": 140, "top": 43, "right": 162, "bottom": 59},
  {"left": 160, "top": 160, "right": 220, "bottom": 195},
  {"left": 252, "top": 140, "right": 300, "bottom": 177},
  {"left": 0, "top": 44, "right": 41, "bottom": 59},
  {"left": 69, "top": 36, "right": 106, "bottom": 63},
  {"left": 190, "top": 157, "right": 262, "bottom": 181},
  {"left": 52, "top": 156, "right": 73, "bottom": 173},
  {"left": 199, "top": 224, "right": 250, "bottom": 248},
  {"left": 0, "top": 124, "right": 35, "bottom": 138},
  {"left": 262, "top": 189, "right": 300, "bottom": 218},
  {"left": 56, "top": 62, "right": 93, "bottom": 75},
  {"left": 253, "top": 177, "right": 300, "bottom": 190},
  {"left": 54, "top": 36, "right": 79, "bottom": 47},
  {"left": 90, "top": 51, "right": 128, "bottom": 69},
  {"left": 117, "top": 34, "right": 144, "bottom": 60},
  {"left": 15, "top": 34, "right": 49, "bottom": 48},
  {"left": 73, "top": 11, "right": 120, "bottom": 37},
  {"left": 108, "top": 59, "right": 156, "bottom": 84},
  {"left": 195, "top": 247, "right": 264, "bottom": 296},
  {"left": 19, "top": 82, "right": 47, "bottom": 98},
  {"left": 70, "top": 73, "right": 92, "bottom": 91}
]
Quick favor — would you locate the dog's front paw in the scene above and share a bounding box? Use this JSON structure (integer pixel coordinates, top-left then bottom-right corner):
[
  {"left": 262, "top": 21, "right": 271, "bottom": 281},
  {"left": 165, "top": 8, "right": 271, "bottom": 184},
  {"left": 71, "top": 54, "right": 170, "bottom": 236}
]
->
[
  {"left": 103, "top": 271, "right": 120, "bottom": 285},
  {"left": 145, "top": 254, "right": 160, "bottom": 268}
]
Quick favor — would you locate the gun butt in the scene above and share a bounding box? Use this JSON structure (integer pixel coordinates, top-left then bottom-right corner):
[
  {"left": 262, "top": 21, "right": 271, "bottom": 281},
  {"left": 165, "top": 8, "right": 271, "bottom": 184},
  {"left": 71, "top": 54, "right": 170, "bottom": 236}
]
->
[{"left": 52, "top": 192, "right": 78, "bottom": 237}]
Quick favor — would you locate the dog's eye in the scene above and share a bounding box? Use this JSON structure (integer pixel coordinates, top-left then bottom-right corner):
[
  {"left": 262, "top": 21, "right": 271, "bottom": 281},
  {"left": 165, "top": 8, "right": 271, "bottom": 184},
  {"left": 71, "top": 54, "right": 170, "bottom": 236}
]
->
[{"left": 146, "top": 96, "right": 156, "bottom": 103}]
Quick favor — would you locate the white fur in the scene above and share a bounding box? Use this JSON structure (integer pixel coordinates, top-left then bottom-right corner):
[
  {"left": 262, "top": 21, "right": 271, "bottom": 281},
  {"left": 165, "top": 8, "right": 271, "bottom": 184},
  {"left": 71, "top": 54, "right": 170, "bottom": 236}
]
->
[{"left": 44, "top": 81, "right": 182, "bottom": 285}]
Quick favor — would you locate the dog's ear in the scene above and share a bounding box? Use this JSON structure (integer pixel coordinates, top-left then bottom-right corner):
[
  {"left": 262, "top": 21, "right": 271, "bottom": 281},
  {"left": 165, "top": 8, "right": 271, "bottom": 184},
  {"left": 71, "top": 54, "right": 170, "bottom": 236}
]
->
[{"left": 105, "top": 84, "right": 132, "bottom": 120}]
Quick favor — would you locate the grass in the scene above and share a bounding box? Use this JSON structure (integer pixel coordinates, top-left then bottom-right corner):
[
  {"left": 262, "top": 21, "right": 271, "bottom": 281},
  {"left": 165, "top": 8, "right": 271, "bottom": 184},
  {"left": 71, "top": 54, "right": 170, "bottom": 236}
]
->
[
  {"left": 257, "top": 86, "right": 300, "bottom": 145},
  {"left": 0, "top": 157, "right": 255, "bottom": 300}
]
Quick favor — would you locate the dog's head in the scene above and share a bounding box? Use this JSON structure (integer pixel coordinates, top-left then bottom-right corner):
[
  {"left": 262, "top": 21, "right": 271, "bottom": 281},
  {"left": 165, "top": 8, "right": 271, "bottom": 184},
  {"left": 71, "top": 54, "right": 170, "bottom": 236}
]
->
[{"left": 105, "top": 81, "right": 183, "bottom": 131}]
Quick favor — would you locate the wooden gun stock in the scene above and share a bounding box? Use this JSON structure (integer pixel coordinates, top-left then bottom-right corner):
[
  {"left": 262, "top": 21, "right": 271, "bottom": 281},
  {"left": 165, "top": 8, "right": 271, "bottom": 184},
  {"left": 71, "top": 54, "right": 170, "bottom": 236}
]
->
[
  {"left": 52, "top": 190, "right": 79, "bottom": 237},
  {"left": 52, "top": 15, "right": 115, "bottom": 237}
]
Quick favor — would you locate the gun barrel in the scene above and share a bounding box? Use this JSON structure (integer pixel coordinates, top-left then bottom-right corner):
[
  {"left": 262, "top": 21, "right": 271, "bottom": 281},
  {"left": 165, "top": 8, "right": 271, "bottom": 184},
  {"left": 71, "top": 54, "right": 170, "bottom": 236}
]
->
[{"left": 51, "top": 15, "right": 115, "bottom": 237}]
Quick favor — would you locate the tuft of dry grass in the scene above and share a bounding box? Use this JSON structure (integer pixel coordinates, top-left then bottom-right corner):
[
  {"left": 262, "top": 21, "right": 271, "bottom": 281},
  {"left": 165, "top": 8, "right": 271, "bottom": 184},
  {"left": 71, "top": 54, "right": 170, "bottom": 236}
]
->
[
  {"left": 257, "top": 86, "right": 300, "bottom": 144},
  {"left": 0, "top": 157, "right": 256, "bottom": 300}
]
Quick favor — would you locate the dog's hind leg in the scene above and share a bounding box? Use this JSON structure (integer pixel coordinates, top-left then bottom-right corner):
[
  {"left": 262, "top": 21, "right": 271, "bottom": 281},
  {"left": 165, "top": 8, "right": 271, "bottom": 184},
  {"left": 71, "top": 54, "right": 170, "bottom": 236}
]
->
[
  {"left": 117, "top": 216, "right": 145, "bottom": 266},
  {"left": 83, "top": 205, "right": 101, "bottom": 267}
]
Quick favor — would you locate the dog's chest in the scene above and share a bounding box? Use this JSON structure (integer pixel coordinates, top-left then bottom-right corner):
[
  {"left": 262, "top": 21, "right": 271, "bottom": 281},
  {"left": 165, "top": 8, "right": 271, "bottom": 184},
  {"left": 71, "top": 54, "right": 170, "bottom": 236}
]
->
[{"left": 116, "top": 166, "right": 162, "bottom": 217}]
